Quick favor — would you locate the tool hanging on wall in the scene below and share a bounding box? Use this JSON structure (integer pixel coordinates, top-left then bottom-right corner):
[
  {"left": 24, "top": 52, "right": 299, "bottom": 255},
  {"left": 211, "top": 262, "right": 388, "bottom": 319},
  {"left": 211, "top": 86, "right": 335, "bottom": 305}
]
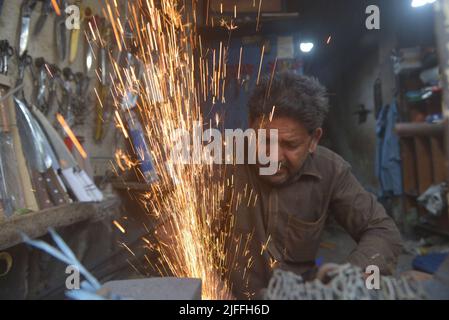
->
[
  {"left": 0, "top": 0, "right": 4, "bottom": 18},
  {"left": 0, "top": 85, "right": 27, "bottom": 217},
  {"left": 54, "top": 0, "right": 68, "bottom": 61},
  {"left": 69, "top": 0, "right": 82, "bottom": 64},
  {"left": 14, "top": 97, "right": 71, "bottom": 208},
  {"left": 84, "top": 8, "right": 97, "bottom": 74},
  {"left": 0, "top": 40, "right": 13, "bottom": 75},
  {"left": 18, "top": 0, "right": 37, "bottom": 57},
  {"left": 33, "top": 57, "right": 50, "bottom": 114},
  {"left": 33, "top": 0, "right": 53, "bottom": 37},
  {"left": 119, "top": 53, "right": 158, "bottom": 184},
  {"left": 73, "top": 71, "right": 90, "bottom": 125},
  {"left": 33, "top": 109, "right": 103, "bottom": 202},
  {"left": 14, "top": 52, "right": 71, "bottom": 209},
  {"left": 94, "top": 18, "right": 111, "bottom": 143},
  {"left": 60, "top": 67, "right": 76, "bottom": 127},
  {"left": 46, "top": 63, "right": 61, "bottom": 116}
]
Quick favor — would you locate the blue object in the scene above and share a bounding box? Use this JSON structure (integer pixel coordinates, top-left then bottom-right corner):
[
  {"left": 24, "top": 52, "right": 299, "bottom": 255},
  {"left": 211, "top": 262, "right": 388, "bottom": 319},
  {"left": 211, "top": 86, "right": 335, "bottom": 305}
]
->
[
  {"left": 412, "top": 252, "right": 449, "bottom": 274},
  {"left": 315, "top": 256, "right": 324, "bottom": 267},
  {"left": 22, "top": 228, "right": 122, "bottom": 300},
  {"left": 375, "top": 102, "right": 403, "bottom": 197}
]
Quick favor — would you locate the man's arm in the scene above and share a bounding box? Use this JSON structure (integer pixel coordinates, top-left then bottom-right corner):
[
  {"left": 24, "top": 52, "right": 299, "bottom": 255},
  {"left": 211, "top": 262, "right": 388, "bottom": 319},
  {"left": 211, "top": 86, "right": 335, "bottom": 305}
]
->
[{"left": 330, "top": 164, "right": 403, "bottom": 275}]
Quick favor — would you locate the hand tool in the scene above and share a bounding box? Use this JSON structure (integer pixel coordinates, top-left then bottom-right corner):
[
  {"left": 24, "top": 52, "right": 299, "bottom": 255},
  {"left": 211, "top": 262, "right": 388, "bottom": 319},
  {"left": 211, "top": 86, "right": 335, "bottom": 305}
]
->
[
  {"left": 83, "top": 8, "right": 96, "bottom": 74},
  {"left": 120, "top": 55, "right": 158, "bottom": 183},
  {"left": 33, "top": 57, "right": 49, "bottom": 114},
  {"left": 60, "top": 67, "right": 76, "bottom": 127},
  {"left": 94, "top": 19, "right": 111, "bottom": 142},
  {"left": 18, "top": 0, "right": 37, "bottom": 57},
  {"left": 13, "top": 52, "right": 69, "bottom": 209},
  {"left": 0, "top": 0, "right": 4, "bottom": 18},
  {"left": 0, "top": 40, "right": 13, "bottom": 75},
  {"left": 33, "top": 107, "right": 103, "bottom": 202},
  {"left": 73, "top": 71, "right": 90, "bottom": 125},
  {"left": 33, "top": 0, "right": 52, "bottom": 37},
  {"left": 14, "top": 96, "right": 53, "bottom": 209},
  {"left": 69, "top": 0, "right": 82, "bottom": 64},
  {"left": 14, "top": 52, "right": 33, "bottom": 102},
  {"left": 54, "top": 0, "right": 67, "bottom": 61},
  {"left": 0, "top": 85, "right": 26, "bottom": 216},
  {"left": 14, "top": 97, "right": 71, "bottom": 208}
]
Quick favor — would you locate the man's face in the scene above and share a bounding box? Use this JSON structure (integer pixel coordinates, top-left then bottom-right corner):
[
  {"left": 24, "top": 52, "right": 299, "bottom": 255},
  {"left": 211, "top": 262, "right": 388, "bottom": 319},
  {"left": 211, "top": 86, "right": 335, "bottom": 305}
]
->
[{"left": 251, "top": 116, "right": 322, "bottom": 186}]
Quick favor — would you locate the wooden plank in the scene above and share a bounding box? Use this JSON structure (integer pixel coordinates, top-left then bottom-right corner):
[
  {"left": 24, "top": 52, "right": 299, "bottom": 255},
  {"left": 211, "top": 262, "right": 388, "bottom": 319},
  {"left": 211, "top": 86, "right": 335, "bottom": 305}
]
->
[
  {"left": 400, "top": 138, "right": 418, "bottom": 195},
  {"left": 430, "top": 136, "right": 446, "bottom": 183},
  {"left": 0, "top": 198, "right": 120, "bottom": 251},
  {"left": 414, "top": 137, "right": 433, "bottom": 194},
  {"left": 395, "top": 122, "right": 444, "bottom": 138}
]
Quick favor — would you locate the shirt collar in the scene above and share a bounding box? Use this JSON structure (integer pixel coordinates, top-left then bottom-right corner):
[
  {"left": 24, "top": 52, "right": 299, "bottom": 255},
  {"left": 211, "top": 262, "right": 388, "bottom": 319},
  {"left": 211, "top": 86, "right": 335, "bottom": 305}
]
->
[{"left": 292, "top": 153, "right": 323, "bottom": 181}]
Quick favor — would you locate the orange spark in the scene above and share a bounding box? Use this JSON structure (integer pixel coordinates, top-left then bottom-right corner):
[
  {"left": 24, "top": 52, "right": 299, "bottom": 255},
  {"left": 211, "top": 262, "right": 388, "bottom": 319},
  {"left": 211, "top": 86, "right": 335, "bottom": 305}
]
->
[{"left": 56, "top": 113, "right": 88, "bottom": 159}]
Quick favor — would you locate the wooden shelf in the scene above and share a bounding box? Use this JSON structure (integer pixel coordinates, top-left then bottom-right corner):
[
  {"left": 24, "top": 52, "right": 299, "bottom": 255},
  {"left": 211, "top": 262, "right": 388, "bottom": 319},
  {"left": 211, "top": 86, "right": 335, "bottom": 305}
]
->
[
  {"left": 395, "top": 122, "right": 444, "bottom": 137},
  {"left": 0, "top": 198, "right": 120, "bottom": 251}
]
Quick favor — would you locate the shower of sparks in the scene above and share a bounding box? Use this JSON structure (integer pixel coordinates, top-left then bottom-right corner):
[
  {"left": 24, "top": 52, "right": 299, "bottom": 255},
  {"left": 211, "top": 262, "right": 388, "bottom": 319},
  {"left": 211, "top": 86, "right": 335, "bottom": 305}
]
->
[{"left": 92, "top": 0, "right": 260, "bottom": 300}]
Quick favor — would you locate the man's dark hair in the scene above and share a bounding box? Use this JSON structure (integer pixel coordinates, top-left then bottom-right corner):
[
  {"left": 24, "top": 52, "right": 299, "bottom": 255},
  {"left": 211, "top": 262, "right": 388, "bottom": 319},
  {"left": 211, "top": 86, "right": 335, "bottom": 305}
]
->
[{"left": 248, "top": 72, "right": 329, "bottom": 132}]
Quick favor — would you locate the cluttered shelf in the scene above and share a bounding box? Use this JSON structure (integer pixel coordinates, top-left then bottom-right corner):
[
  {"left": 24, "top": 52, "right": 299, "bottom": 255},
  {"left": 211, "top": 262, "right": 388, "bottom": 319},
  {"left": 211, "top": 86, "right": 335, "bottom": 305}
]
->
[{"left": 0, "top": 197, "right": 120, "bottom": 251}]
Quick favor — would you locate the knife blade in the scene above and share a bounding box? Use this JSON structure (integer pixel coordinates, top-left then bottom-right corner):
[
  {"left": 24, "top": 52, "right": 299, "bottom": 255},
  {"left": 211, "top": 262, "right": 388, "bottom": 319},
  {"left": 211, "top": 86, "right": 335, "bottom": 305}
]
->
[
  {"left": 14, "top": 96, "right": 72, "bottom": 207},
  {"left": 18, "top": 0, "right": 33, "bottom": 56},
  {"left": 54, "top": 0, "right": 67, "bottom": 61},
  {"left": 33, "top": 0, "right": 52, "bottom": 37},
  {"left": 84, "top": 9, "right": 95, "bottom": 73},
  {"left": 32, "top": 106, "right": 103, "bottom": 202}
]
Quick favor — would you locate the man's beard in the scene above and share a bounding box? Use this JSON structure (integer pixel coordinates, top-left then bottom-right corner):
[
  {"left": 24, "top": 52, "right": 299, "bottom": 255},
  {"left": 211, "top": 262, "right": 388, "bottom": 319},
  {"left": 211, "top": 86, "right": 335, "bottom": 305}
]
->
[{"left": 257, "top": 161, "right": 295, "bottom": 186}]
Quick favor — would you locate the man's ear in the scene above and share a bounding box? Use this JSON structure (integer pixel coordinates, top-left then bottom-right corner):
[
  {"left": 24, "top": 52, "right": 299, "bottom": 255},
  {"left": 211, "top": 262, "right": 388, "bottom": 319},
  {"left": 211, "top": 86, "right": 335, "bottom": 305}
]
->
[{"left": 309, "top": 128, "right": 323, "bottom": 153}]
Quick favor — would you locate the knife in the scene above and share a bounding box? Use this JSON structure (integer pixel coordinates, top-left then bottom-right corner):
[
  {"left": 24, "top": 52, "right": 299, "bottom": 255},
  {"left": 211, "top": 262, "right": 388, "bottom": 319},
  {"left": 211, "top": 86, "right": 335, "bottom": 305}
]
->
[
  {"left": 0, "top": 86, "right": 27, "bottom": 216},
  {"left": 94, "top": 19, "right": 111, "bottom": 142},
  {"left": 33, "top": 0, "right": 52, "bottom": 37},
  {"left": 14, "top": 97, "right": 53, "bottom": 209},
  {"left": 18, "top": 0, "right": 37, "bottom": 57},
  {"left": 69, "top": 0, "right": 82, "bottom": 64},
  {"left": 14, "top": 97, "right": 71, "bottom": 208},
  {"left": 84, "top": 9, "right": 96, "bottom": 74},
  {"left": 54, "top": 0, "right": 67, "bottom": 61},
  {"left": 32, "top": 106, "right": 103, "bottom": 202}
]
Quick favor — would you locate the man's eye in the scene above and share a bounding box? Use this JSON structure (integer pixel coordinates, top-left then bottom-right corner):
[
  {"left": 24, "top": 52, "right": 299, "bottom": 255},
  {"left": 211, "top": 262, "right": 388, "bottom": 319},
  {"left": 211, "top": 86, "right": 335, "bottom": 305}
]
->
[{"left": 285, "top": 142, "right": 300, "bottom": 149}]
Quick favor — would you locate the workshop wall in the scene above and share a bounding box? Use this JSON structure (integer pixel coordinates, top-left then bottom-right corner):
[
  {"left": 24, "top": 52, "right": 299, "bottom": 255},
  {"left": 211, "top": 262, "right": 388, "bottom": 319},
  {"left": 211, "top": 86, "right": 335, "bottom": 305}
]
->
[
  {"left": 0, "top": 0, "right": 118, "bottom": 177},
  {"left": 326, "top": 17, "right": 398, "bottom": 195}
]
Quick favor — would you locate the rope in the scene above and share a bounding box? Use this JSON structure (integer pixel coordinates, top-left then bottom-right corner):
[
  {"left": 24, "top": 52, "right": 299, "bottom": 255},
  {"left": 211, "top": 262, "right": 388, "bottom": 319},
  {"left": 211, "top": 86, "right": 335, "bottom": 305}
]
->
[{"left": 264, "top": 264, "right": 428, "bottom": 300}]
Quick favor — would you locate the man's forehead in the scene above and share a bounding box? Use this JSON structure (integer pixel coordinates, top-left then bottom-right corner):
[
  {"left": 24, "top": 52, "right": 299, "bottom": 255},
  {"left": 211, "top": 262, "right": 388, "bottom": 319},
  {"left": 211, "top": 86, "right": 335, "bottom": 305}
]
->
[{"left": 256, "top": 116, "right": 309, "bottom": 136}]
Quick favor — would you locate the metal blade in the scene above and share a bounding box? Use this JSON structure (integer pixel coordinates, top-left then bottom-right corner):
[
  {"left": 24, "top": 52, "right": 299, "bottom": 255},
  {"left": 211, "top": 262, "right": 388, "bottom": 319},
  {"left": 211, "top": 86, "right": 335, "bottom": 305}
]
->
[
  {"left": 31, "top": 105, "right": 78, "bottom": 169},
  {"left": 0, "top": 0, "right": 5, "bottom": 17},
  {"left": 55, "top": 17, "right": 67, "bottom": 60},
  {"left": 19, "top": 15, "right": 31, "bottom": 56},
  {"left": 33, "top": 14, "right": 47, "bottom": 37},
  {"left": 33, "top": 0, "right": 51, "bottom": 36},
  {"left": 14, "top": 97, "right": 51, "bottom": 172},
  {"left": 86, "top": 44, "right": 93, "bottom": 73}
]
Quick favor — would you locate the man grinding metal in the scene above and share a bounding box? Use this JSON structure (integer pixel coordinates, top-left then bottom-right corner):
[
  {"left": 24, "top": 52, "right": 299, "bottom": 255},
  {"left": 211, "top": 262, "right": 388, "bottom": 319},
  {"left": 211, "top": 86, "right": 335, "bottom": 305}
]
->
[{"left": 224, "top": 72, "right": 403, "bottom": 299}]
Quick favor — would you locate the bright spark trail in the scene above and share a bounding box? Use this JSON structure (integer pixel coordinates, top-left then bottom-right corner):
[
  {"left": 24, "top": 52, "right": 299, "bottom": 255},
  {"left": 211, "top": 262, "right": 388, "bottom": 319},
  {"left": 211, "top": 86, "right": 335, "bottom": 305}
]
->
[{"left": 86, "top": 0, "right": 257, "bottom": 300}]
